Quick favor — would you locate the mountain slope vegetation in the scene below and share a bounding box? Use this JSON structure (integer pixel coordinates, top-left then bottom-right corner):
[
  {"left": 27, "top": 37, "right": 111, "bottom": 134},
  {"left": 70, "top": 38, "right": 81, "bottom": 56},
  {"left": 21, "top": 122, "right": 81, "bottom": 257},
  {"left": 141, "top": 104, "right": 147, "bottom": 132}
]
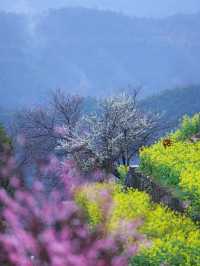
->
[
  {"left": 141, "top": 85, "right": 200, "bottom": 131},
  {"left": 0, "top": 8, "right": 200, "bottom": 106}
]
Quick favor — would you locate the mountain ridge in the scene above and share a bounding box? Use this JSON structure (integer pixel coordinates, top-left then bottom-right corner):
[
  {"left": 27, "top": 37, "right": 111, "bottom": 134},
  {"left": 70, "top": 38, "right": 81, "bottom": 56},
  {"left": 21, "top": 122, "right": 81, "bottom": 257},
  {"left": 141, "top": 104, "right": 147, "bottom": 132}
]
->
[
  {"left": 0, "top": 7, "right": 200, "bottom": 107},
  {"left": 1, "top": 0, "right": 200, "bottom": 18}
]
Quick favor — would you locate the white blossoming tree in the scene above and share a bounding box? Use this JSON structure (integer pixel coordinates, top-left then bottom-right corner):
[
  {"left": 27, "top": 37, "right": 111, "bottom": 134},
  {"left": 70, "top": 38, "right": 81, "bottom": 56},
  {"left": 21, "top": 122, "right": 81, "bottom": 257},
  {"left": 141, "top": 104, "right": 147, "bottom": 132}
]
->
[
  {"left": 12, "top": 89, "right": 160, "bottom": 174},
  {"left": 58, "top": 92, "right": 159, "bottom": 173}
]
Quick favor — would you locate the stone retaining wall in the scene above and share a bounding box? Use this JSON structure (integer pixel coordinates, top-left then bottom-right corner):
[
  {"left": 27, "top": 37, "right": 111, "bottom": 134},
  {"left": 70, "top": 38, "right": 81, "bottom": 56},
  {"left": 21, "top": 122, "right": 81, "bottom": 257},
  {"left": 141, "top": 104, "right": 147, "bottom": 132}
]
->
[{"left": 125, "top": 166, "right": 185, "bottom": 213}]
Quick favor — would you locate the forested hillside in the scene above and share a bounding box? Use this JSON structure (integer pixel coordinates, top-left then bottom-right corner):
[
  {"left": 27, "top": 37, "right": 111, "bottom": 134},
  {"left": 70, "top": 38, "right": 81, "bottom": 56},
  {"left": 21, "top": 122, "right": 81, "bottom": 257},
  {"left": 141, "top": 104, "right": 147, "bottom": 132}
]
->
[
  {"left": 141, "top": 85, "right": 200, "bottom": 131},
  {"left": 1, "top": 8, "right": 200, "bottom": 106}
]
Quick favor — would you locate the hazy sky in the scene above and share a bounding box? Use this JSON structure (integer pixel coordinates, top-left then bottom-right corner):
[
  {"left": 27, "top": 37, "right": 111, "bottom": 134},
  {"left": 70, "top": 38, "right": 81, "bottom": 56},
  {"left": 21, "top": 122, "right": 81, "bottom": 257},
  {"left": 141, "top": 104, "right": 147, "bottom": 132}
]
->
[{"left": 0, "top": 0, "right": 200, "bottom": 17}]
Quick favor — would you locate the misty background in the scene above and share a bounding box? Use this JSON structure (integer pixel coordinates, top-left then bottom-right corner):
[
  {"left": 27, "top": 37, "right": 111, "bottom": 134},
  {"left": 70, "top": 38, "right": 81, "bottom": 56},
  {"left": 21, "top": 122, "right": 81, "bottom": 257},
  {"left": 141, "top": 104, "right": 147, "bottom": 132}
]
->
[
  {"left": 0, "top": 0, "right": 200, "bottom": 108},
  {"left": 1, "top": 0, "right": 200, "bottom": 17}
]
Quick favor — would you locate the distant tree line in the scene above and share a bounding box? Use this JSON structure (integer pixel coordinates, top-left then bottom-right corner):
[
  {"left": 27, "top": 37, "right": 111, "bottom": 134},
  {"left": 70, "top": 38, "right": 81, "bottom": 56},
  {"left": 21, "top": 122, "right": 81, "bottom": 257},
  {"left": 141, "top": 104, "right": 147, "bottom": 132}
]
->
[{"left": 141, "top": 85, "right": 200, "bottom": 133}]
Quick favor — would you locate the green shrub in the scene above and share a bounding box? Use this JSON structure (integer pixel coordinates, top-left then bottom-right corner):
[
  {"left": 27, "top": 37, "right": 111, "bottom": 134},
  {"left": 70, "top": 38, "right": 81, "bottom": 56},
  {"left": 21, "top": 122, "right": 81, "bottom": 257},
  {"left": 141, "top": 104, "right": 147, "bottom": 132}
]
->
[
  {"left": 0, "top": 124, "right": 11, "bottom": 150},
  {"left": 117, "top": 165, "right": 129, "bottom": 184},
  {"left": 173, "top": 113, "right": 200, "bottom": 141},
  {"left": 0, "top": 124, "right": 13, "bottom": 193}
]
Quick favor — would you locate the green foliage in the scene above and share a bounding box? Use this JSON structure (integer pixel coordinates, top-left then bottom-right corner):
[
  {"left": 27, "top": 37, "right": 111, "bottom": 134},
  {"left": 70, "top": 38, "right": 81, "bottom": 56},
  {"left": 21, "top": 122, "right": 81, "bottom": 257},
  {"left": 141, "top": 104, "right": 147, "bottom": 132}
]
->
[
  {"left": 75, "top": 182, "right": 200, "bottom": 266},
  {"left": 0, "top": 124, "right": 13, "bottom": 193},
  {"left": 0, "top": 124, "right": 11, "bottom": 148},
  {"left": 173, "top": 113, "right": 200, "bottom": 141},
  {"left": 117, "top": 165, "right": 129, "bottom": 184}
]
